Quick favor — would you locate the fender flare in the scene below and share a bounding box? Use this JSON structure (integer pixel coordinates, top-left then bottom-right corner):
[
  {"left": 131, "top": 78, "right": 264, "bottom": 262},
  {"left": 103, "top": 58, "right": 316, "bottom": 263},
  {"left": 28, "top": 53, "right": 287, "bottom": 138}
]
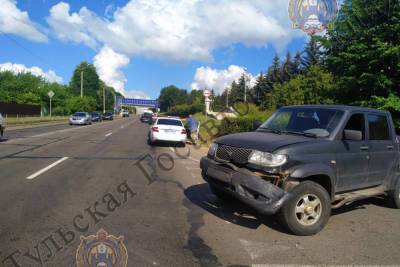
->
[{"left": 288, "top": 163, "right": 336, "bottom": 198}]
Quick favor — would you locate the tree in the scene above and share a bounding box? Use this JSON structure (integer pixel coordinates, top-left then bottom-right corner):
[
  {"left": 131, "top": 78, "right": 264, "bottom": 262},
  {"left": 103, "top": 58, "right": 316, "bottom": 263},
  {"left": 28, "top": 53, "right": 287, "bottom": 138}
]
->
[
  {"left": 301, "top": 37, "right": 322, "bottom": 70},
  {"left": 271, "top": 66, "right": 337, "bottom": 108},
  {"left": 158, "top": 85, "right": 188, "bottom": 112},
  {"left": 69, "top": 62, "right": 100, "bottom": 98},
  {"left": 321, "top": 0, "right": 400, "bottom": 103},
  {"left": 66, "top": 96, "right": 97, "bottom": 113}
]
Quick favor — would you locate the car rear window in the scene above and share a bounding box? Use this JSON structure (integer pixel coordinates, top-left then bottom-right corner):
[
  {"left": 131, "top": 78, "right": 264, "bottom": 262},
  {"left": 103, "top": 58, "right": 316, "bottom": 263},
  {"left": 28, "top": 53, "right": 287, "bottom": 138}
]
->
[{"left": 157, "top": 119, "right": 183, "bottom": 126}]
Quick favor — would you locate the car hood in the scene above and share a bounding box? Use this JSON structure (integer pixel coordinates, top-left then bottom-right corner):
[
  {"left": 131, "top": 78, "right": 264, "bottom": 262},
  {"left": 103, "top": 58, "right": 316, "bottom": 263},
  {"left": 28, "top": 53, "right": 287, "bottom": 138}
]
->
[
  {"left": 72, "top": 116, "right": 85, "bottom": 120},
  {"left": 215, "top": 132, "right": 313, "bottom": 152}
]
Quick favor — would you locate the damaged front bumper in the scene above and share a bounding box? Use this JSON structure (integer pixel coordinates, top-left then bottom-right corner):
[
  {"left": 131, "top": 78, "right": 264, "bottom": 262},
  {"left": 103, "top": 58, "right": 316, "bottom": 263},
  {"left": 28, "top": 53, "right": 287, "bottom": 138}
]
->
[{"left": 200, "top": 157, "right": 291, "bottom": 215}]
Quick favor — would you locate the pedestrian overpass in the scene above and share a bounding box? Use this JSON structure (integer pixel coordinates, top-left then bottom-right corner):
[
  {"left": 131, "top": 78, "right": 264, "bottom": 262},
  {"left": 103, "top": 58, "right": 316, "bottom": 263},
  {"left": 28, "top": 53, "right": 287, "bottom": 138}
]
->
[{"left": 116, "top": 97, "right": 159, "bottom": 114}]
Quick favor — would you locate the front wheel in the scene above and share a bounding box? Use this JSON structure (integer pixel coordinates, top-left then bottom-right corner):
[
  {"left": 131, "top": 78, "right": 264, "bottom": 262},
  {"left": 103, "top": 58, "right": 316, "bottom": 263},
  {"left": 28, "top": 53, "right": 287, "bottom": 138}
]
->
[{"left": 280, "top": 181, "right": 331, "bottom": 236}]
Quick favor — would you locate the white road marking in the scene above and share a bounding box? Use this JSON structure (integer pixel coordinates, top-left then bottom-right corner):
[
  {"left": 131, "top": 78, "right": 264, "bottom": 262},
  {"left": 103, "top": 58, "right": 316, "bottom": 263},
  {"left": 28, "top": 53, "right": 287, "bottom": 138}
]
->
[
  {"left": 105, "top": 132, "right": 113, "bottom": 137},
  {"left": 26, "top": 157, "right": 69, "bottom": 180}
]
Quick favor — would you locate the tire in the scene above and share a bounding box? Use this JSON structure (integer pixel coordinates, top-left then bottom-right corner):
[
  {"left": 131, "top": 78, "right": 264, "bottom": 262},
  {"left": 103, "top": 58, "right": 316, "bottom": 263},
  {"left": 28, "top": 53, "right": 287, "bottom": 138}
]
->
[
  {"left": 387, "top": 179, "right": 400, "bottom": 209},
  {"left": 176, "top": 142, "right": 186, "bottom": 148},
  {"left": 209, "top": 184, "right": 232, "bottom": 201},
  {"left": 147, "top": 138, "right": 155, "bottom": 146},
  {"left": 280, "top": 181, "right": 331, "bottom": 236}
]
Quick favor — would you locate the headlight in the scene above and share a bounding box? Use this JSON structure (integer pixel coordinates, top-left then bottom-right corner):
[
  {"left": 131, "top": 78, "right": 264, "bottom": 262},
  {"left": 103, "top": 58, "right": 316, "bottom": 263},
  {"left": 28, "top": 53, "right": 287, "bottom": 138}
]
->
[
  {"left": 208, "top": 143, "right": 218, "bottom": 158},
  {"left": 248, "top": 150, "right": 287, "bottom": 167}
]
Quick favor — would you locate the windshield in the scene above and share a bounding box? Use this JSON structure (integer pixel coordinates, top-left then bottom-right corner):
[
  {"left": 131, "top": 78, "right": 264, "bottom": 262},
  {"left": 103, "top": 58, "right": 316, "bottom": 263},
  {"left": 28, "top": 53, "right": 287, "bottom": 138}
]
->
[
  {"left": 73, "top": 112, "right": 87, "bottom": 117},
  {"left": 157, "top": 119, "right": 183, "bottom": 126},
  {"left": 258, "top": 108, "right": 344, "bottom": 137}
]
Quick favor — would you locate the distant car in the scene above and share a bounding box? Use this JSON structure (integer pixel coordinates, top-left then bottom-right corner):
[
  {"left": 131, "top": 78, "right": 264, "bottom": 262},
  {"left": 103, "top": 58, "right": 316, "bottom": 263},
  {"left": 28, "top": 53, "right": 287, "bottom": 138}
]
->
[
  {"left": 149, "top": 117, "right": 187, "bottom": 146},
  {"left": 69, "top": 112, "right": 92, "bottom": 125},
  {"left": 102, "top": 112, "right": 114, "bottom": 120},
  {"left": 152, "top": 113, "right": 158, "bottom": 122},
  {"left": 91, "top": 112, "right": 102, "bottom": 122},
  {"left": 121, "top": 110, "right": 130, "bottom": 117},
  {"left": 140, "top": 112, "right": 153, "bottom": 123}
]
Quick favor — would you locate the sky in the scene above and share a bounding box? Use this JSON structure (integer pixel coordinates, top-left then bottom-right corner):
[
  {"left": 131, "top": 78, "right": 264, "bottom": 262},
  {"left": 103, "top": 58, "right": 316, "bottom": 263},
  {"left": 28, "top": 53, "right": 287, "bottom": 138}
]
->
[{"left": 0, "top": 0, "right": 309, "bottom": 100}]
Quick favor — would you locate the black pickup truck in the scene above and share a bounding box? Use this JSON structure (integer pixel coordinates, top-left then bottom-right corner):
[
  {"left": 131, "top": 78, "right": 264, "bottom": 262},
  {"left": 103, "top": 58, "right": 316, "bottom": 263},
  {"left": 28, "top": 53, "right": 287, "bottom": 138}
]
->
[{"left": 200, "top": 105, "right": 400, "bottom": 235}]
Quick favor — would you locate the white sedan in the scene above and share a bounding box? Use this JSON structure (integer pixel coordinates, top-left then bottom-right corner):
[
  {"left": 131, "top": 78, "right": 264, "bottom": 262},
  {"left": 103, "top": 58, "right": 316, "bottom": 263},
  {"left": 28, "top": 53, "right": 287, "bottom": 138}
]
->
[{"left": 149, "top": 117, "right": 187, "bottom": 146}]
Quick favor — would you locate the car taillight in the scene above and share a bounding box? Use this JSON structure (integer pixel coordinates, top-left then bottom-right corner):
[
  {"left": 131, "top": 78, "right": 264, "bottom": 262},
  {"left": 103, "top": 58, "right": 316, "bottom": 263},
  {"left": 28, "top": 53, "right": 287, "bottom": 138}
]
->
[
  {"left": 181, "top": 129, "right": 187, "bottom": 135},
  {"left": 152, "top": 127, "right": 159, "bottom": 132}
]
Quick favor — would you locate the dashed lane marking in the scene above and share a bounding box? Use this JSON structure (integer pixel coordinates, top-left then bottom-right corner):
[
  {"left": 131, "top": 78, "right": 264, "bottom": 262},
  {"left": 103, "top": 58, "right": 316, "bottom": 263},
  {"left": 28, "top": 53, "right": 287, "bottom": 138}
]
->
[{"left": 26, "top": 157, "right": 69, "bottom": 180}]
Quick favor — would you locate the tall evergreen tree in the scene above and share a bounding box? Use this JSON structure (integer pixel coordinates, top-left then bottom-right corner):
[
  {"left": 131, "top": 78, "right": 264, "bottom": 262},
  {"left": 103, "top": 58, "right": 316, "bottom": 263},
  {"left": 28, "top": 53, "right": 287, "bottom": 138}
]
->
[
  {"left": 322, "top": 0, "right": 400, "bottom": 103},
  {"left": 282, "top": 52, "right": 296, "bottom": 82},
  {"left": 301, "top": 37, "right": 322, "bottom": 70}
]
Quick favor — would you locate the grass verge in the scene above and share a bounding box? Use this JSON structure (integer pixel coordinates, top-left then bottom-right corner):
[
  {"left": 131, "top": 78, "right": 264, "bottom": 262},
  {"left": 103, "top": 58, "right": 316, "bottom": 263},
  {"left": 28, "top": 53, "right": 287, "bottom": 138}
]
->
[{"left": 4, "top": 116, "right": 69, "bottom": 127}]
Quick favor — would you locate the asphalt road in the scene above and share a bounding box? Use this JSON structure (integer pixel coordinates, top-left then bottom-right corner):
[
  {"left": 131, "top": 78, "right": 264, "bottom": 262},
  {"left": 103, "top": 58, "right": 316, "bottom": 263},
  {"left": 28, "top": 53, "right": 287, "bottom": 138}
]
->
[{"left": 0, "top": 116, "right": 399, "bottom": 266}]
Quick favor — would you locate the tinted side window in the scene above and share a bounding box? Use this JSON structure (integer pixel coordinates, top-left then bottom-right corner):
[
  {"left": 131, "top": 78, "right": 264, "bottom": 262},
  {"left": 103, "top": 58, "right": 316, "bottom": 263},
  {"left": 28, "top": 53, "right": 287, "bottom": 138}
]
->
[
  {"left": 368, "top": 114, "right": 390, "bottom": 140},
  {"left": 344, "top": 114, "right": 365, "bottom": 140}
]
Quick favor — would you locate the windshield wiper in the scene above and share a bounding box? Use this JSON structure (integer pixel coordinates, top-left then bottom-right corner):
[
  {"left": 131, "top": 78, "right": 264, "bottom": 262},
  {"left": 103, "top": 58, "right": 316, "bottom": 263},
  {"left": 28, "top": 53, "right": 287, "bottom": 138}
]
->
[
  {"left": 282, "top": 131, "right": 318, "bottom": 138},
  {"left": 258, "top": 128, "right": 282, "bottom": 134}
]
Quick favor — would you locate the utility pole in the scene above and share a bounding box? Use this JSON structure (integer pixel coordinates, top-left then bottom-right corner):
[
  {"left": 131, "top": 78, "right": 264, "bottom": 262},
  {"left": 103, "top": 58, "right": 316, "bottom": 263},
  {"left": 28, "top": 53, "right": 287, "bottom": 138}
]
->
[
  {"left": 80, "top": 71, "right": 83, "bottom": 98},
  {"left": 226, "top": 88, "right": 229, "bottom": 108},
  {"left": 103, "top": 86, "right": 106, "bottom": 113}
]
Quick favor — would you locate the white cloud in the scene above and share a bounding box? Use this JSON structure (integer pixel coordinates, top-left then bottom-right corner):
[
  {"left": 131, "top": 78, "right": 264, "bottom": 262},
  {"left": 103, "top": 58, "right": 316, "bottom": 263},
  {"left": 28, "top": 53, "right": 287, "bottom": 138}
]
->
[
  {"left": 0, "top": 62, "right": 63, "bottom": 83},
  {"left": 0, "top": 0, "right": 47, "bottom": 42},
  {"left": 47, "top": 0, "right": 303, "bottom": 62},
  {"left": 191, "top": 65, "right": 257, "bottom": 95},
  {"left": 93, "top": 46, "right": 130, "bottom": 94},
  {"left": 124, "top": 90, "right": 150, "bottom": 100}
]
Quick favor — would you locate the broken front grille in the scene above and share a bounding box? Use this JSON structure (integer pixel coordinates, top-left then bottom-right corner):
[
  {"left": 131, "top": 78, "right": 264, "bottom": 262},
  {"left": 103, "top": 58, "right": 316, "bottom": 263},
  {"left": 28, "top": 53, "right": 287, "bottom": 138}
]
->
[{"left": 215, "top": 145, "right": 252, "bottom": 164}]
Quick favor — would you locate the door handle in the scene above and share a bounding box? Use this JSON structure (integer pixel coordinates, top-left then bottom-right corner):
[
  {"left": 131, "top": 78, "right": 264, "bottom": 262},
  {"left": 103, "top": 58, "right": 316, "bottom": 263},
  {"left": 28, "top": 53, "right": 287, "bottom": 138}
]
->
[
  {"left": 360, "top": 145, "right": 369, "bottom": 151},
  {"left": 387, "top": 145, "right": 394, "bottom": 150}
]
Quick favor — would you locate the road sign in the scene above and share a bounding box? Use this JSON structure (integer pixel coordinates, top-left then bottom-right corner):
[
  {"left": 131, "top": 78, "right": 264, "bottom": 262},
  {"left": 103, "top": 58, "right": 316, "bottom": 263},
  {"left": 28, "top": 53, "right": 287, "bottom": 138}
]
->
[
  {"left": 203, "top": 90, "right": 211, "bottom": 97},
  {"left": 48, "top": 91, "right": 55, "bottom": 98}
]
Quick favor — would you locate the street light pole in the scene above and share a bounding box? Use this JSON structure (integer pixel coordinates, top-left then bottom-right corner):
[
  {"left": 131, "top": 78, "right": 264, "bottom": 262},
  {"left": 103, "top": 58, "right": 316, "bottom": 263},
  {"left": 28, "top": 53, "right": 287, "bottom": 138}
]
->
[{"left": 80, "top": 71, "right": 83, "bottom": 98}]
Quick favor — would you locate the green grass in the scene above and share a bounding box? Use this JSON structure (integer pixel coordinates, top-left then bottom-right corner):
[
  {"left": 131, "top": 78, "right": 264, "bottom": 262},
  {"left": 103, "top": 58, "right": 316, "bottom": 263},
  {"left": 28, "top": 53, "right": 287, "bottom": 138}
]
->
[{"left": 4, "top": 116, "right": 69, "bottom": 127}]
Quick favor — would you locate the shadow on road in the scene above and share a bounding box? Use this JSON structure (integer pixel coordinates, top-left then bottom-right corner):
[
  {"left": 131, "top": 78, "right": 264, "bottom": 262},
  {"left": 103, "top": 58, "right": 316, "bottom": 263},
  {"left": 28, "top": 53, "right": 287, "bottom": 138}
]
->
[
  {"left": 184, "top": 183, "right": 289, "bottom": 234},
  {"left": 332, "top": 196, "right": 390, "bottom": 216}
]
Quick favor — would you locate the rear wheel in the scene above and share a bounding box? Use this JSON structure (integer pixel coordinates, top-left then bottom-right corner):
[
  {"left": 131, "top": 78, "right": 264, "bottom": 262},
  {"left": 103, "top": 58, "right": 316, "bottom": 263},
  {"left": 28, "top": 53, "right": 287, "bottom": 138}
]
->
[
  {"left": 280, "top": 181, "right": 331, "bottom": 236},
  {"left": 387, "top": 179, "right": 400, "bottom": 209}
]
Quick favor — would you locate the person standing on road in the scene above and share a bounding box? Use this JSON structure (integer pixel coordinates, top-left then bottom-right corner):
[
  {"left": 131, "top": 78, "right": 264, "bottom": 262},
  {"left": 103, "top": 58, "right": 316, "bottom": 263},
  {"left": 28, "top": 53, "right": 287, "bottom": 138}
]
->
[
  {"left": 0, "top": 112, "right": 4, "bottom": 138},
  {"left": 187, "top": 114, "right": 199, "bottom": 144}
]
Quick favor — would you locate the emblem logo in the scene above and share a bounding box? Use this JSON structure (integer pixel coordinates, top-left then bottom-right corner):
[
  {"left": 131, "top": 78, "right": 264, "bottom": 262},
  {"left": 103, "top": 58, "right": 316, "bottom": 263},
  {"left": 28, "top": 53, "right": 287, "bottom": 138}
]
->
[
  {"left": 76, "top": 229, "right": 128, "bottom": 267},
  {"left": 289, "top": 0, "right": 338, "bottom": 35}
]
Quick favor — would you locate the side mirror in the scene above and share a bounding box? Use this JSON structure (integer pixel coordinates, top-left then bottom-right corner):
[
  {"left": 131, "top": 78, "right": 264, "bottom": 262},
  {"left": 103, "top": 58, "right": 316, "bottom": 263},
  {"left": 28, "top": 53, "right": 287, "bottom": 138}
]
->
[{"left": 343, "top": 130, "right": 362, "bottom": 141}]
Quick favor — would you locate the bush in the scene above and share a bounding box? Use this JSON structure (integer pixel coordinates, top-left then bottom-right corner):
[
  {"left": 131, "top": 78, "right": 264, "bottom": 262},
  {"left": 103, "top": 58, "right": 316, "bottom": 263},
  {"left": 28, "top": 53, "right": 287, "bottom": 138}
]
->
[
  {"left": 219, "top": 105, "right": 274, "bottom": 136},
  {"left": 219, "top": 116, "right": 260, "bottom": 135},
  {"left": 51, "top": 106, "right": 70, "bottom": 116},
  {"left": 66, "top": 96, "right": 97, "bottom": 113},
  {"left": 167, "top": 103, "right": 203, "bottom": 117}
]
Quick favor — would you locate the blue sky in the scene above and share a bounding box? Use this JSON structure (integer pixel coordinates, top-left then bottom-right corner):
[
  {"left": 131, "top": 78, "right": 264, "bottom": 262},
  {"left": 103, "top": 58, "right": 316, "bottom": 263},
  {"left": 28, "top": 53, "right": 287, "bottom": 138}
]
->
[{"left": 0, "top": 0, "right": 309, "bottom": 99}]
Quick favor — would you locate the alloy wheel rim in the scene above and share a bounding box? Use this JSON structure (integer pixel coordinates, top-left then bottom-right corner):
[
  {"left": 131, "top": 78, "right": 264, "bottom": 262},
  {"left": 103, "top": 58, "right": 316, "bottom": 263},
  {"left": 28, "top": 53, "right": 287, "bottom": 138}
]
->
[{"left": 295, "top": 194, "right": 322, "bottom": 226}]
